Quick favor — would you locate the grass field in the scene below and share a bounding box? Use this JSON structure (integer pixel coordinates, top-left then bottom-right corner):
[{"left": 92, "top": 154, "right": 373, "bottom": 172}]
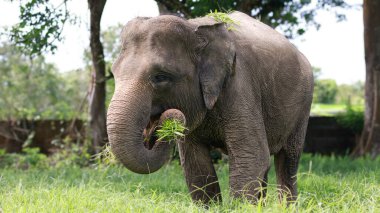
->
[
  {"left": 310, "top": 103, "right": 364, "bottom": 116},
  {"left": 0, "top": 154, "right": 379, "bottom": 212}
]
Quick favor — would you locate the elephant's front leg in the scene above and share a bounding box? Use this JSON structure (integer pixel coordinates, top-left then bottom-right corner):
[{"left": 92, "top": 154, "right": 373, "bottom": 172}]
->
[
  {"left": 225, "top": 125, "right": 270, "bottom": 202},
  {"left": 178, "top": 137, "right": 222, "bottom": 204}
]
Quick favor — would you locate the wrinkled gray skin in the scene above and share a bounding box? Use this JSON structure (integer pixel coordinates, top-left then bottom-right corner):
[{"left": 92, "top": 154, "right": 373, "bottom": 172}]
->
[{"left": 107, "top": 11, "right": 313, "bottom": 204}]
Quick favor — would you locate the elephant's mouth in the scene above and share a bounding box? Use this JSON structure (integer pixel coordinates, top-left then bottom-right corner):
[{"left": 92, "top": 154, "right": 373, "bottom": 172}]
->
[
  {"left": 143, "top": 112, "right": 162, "bottom": 150},
  {"left": 142, "top": 108, "right": 187, "bottom": 150}
]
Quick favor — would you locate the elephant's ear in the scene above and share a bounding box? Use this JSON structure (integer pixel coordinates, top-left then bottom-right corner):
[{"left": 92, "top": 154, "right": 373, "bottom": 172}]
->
[{"left": 195, "top": 23, "right": 236, "bottom": 110}]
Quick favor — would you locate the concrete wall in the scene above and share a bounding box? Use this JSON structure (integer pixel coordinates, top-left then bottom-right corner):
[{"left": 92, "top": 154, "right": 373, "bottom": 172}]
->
[{"left": 304, "top": 116, "right": 356, "bottom": 155}]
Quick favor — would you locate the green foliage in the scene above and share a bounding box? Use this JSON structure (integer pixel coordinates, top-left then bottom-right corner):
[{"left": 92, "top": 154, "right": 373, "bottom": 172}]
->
[
  {"left": 82, "top": 25, "right": 121, "bottom": 109},
  {"left": 103, "top": 26, "right": 119, "bottom": 108},
  {"left": 0, "top": 42, "right": 88, "bottom": 120},
  {"left": 92, "top": 143, "right": 117, "bottom": 166},
  {"left": 0, "top": 154, "right": 379, "bottom": 211},
  {"left": 311, "top": 103, "right": 347, "bottom": 116},
  {"left": 50, "top": 136, "right": 92, "bottom": 168},
  {"left": 20, "top": 147, "right": 48, "bottom": 167},
  {"left": 314, "top": 79, "right": 338, "bottom": 104},
  {"left": 336, "top": 106, "right": 364, "bottom": 134},
  {"left": 8, "top": 0, "right": 72, "bottom": 56},
  {"left": 0, "top": 147, "right": 48, "bottom": 169},
  {"left": 207, "top": 10, "right": 238, "bottom": 30},
  {"left": 0, "top": 137, "right": 93, "bottom": 169},
  {"left": 312, "top": 67, "right": 322, "bottom": 80},
  {"left": 106, "top": 78, "right": 115, "bottom": 109},
  {"left": 157, "top": 0, "right": 350, "bottom": 38},
  {"left": 156, "top": 119, "right": 187, "bottom": 142},
  {"left": 312, "top": 67, "right": 364, "bottom": 115},
  {"left": 336, "top": 81, "right": 365, "bottom": 106},
  {"left": 1, "top": 24, "right": 120, "bottom": 120},
  {"left": 102, "top": 24, "right": 123, "bottom": 62}
]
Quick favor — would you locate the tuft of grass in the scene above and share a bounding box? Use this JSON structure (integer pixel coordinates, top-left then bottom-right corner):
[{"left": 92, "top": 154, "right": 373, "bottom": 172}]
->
[
  {"left": 93, "top": 143, "right": 117, "bottom": 166},
  {"left": 207, "top": 10, "right": 238, "bottom": 31},
  {"left": 156, "top": 119, "right": 187, "bottom": 142}
]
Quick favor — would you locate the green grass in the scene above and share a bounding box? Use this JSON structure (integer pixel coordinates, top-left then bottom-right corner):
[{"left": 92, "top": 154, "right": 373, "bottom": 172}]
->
[
  {"left": 156, "top": 118, "right": 187, "bottom": 142},
  {"left": 207, "top": 10, "right": 238, "bottom": 31},
  {"left": 0, "top": 154, "right": 379, "bottom": 212},
  {"left": 311, "top": 103, "right": 363, "bottom": 116}
]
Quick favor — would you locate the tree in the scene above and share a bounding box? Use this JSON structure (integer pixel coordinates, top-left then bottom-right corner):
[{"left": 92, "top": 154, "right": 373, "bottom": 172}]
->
[
  {"left": 336, "top": 81, "right": 364, "bottom": 106},
  {"left": 7, "top": 0, "right": 109, "bottom": 153},
  {"left": 83, "top": 24, "right": 122, "bottom": 114},
  {"left": 354, "top": 0, "right": 380, "bottom": 157},
  {"left": 156, "top": 0, "right": 350, "bottom": 38},
  {"left": 0, "top": 41, "right": 88, "bottom": 120},
  {"left": 312, "top": 67, "right": 338, "bottom": 104},
  {"left": 314, "top": 79, "right": 338, "bottom": 104},
  {"left": 87, "top": 0, "right": 108, "bottom": 153},
  {"left": 312, "top": 67, "right": 322, "bottom": 80}
]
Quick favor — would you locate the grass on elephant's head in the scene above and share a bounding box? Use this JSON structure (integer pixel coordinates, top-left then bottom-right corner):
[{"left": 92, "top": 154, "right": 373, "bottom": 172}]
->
[
  {"left": 155, "top": 118, "right": 187, "bottom": 142},
  {"left": 207, "top": 10, "right": 239, "bottom": 31}
]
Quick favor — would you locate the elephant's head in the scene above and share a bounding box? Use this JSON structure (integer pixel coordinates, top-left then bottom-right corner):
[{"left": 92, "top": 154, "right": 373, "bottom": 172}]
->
[{"left": 107, "top": 15, "right": 236, "bottom": 174}]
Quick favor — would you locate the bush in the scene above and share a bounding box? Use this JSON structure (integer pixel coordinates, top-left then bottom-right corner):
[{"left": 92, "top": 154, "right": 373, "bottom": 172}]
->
[
  {"left": 0, "top": 147, "right": 48, "bottom": 169},
  {"left": 336, "top": 81, "right": 364, "bottom": 106},
  {"left": 314, "top": 79, "right": 338, "bottom": 104},
  {"left": 0, "top": 137, "right": 93, "bottom": 169},
  {"left": 49, "top": 136, "right": 92, "bottom": 167},
  {"left": 336, "top": 106, "right": 364, "bottom": 134}
]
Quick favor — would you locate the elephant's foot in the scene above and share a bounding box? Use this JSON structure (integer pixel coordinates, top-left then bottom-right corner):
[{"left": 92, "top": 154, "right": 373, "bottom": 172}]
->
[
  {"left": 274, "top": 148, "right": 299, "bottom": 204},
  {"left": 190, "top": 180, "right": 222, "bottom": 205},
  {"left": 178, "top": 137, "right": 222, "bottom": 205},
  {"left": 230, "top": 178, "right": 269, "bottom": 204}
]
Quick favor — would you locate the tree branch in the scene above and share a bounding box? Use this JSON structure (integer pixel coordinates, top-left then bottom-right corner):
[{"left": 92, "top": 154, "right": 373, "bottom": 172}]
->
[{"left": 155, "top": 0, "right": 191, "bottom": 17}]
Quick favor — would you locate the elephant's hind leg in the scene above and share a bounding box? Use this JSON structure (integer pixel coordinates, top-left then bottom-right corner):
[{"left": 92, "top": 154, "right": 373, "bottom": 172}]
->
[
  {"left": 274, "top": 148, "right": 300, "bottom": 202},
  {"left": 227, "top": 137, "right": 271, "bottom": 202},
  {"left": 178, "top": 138, "right": 222, "bottom": 204},
  {"left": 260, "top": 168, "right": 270, "bottom": 199},
  {"left": 274, "top": 118, "right": 308, "bottom": 203}
]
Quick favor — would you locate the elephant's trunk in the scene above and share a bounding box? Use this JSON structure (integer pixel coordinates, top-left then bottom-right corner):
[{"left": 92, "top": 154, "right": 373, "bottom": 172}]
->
[{"left": 107, "top": 81, "right": 186, "bottom": 174}]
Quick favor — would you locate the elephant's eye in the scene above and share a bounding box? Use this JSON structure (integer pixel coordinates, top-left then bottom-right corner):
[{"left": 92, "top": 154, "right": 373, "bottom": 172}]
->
[{"left": 150, "top": 73, "right": 173, "bottom": 87}]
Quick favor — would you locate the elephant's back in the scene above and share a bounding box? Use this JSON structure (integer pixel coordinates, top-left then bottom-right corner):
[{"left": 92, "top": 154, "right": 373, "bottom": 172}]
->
[
  {"left": 192, "top": 12, "right": 313, "bottom": 154},
  {"left": 229, "top": 11, "right": 289, "bottom": 45},
  {"left": 229, "top": 12, "right": 313, "bottom": 154},
  {"left": 190, "top": 11, "right": 296, "bottom": 55},
  {"left": 228, "top": 11, "right": 301, "bottom": 62}
]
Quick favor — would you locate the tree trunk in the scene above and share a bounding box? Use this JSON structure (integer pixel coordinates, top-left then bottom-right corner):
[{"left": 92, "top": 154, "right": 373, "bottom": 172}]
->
[
  {"left": 88, "top": 0, "right": 108, "bottom": 153},
  {"left": 354, "top": 0, "right": 380, "bottom": 157},
  {"left": 157, "top": 2, "right": 174, "bottom": 15},
  {"left": 236, "top": 1, "right": 255, "bottom": 16},
  {"left": 155, "top": 0, "right": 191, "bottom": 17}
]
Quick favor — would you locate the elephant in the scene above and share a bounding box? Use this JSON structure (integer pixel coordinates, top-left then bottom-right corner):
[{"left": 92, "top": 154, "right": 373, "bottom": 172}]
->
[{"left": 107, "top": 11, "right": 313, "bottom": 204}]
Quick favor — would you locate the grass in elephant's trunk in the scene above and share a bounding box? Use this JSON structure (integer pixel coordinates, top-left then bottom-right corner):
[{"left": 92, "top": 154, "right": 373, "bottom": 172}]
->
[
  {"left": 143, "top": 114, "right": 187, "bottom": 150},
  {"left": 156, "top": 119, "right": 187, "bottom": 142}
]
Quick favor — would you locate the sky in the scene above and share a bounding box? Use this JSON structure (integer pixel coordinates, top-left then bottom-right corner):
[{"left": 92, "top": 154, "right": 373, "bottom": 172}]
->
[{"left": 0, "top": 0, "right": 364, "bottom": 84}]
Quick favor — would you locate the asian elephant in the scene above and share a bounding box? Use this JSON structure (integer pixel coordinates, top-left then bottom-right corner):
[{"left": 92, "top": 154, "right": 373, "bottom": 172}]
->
[{"left": 107, "top": 11, "right": 313, "bottom": 204}]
